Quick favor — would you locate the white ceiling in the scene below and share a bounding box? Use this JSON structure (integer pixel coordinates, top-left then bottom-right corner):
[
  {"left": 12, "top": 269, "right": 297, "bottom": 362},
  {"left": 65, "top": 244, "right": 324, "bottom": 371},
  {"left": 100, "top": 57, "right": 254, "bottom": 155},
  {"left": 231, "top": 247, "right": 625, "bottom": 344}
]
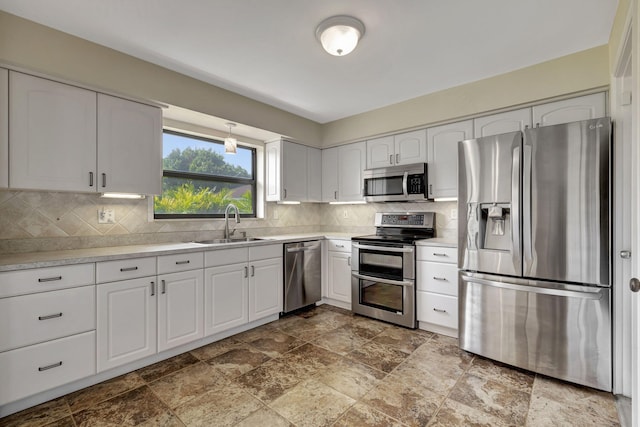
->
[{"left": 0, "top": 1, "right": 618, "bottom": 124}]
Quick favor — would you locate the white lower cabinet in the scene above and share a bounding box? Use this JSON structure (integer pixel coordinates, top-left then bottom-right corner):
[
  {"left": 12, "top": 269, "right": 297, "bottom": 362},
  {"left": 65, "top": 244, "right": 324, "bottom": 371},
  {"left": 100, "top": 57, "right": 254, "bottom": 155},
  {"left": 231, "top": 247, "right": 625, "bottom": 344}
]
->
[
  {"left": 204, "top": 263, "right": 249, "bottom": 336},
  {"left": 326, "top": 241, "right": 352, "bottom": 304},
  {"left": 0, "top": 331, "right": 96, "bottom": 406},
  {"left": 416, "top": 244, "right": 458, "bottom": 337},
  {"left": 204, "top": 244, "right": 283, "bottom": 336},
  {"left": 97, "top": 276, "right": 157, "bottom": 372},
  {"left": 157, "top": 269, "right": 204, "bottom": 352}
]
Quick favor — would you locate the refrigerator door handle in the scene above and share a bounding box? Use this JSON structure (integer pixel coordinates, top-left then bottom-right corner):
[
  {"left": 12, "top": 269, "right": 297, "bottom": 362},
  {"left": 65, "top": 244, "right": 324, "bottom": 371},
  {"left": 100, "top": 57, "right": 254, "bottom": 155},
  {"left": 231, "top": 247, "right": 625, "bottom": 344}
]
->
[
  {"left": 522, "top": 143, "right": 533, "bottom": 270},
  {"left": 511, "top": 146, "right": 521, "bottom": 272},
  {"left": 462, "top": 275, "right": 604, "bottom": 300}
]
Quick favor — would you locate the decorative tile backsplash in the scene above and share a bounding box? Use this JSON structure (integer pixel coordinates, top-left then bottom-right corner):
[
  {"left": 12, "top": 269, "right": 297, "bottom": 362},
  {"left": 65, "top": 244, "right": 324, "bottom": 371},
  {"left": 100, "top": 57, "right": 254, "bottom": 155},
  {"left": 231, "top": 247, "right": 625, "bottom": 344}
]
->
[{"left": 0, "top": 190, "right": 457, "bottom": 254}]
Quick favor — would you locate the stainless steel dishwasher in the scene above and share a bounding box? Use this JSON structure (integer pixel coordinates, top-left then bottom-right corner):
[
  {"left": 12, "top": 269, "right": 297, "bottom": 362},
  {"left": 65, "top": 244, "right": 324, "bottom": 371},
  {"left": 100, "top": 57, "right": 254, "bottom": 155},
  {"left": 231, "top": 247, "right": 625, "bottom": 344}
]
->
[{"left": 283, "top": 240, "right": 321, "bottom": 313}]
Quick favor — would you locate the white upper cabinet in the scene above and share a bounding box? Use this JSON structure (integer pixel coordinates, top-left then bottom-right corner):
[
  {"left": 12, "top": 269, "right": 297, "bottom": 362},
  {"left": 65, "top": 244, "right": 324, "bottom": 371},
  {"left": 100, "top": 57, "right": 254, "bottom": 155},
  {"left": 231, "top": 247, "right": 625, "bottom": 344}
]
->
[
  {"left": 532, "top": 92, "right": 606, "bottom": 127},
  {"left": 9, "top": 71, "right": 97, "bottom": 192},
  {"left": 473, "top": 108, "right": 532, "bottom": 138},
  {"left": 306, "top": 145, "right": 322, "bottom": 202},
  {"left": 366, "top": 130, "right": 427, "bottom": 169},
  {"left": 265, "top": 139, "right": 321, "bottom": 202},
  {"left": 0, "top": 68, "right": 7, "bottom": 188},
  {"left": 321, "top": 147, "right": 339, "bottom": 202},
  {"left": 427, "top": 120, "right": 473, "bottom": 199},
  {"left": 366, "top": 135, "right": 394, "bottom": 169},
  {"left": 97, "top": 94, "right": 162, "bottom": 195},
  {"left": 338, "top": 141, "right": 366, "bottom": 201},
  {"left": 8, "top": 71, "right": 162, "bottom": 195}
]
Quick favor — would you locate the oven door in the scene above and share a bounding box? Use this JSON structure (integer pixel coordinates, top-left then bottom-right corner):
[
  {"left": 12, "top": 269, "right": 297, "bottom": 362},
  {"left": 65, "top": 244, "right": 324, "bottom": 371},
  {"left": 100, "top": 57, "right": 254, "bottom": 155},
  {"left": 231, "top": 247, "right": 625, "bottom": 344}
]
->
[
  {"left": 351, "top": 273, "right": 416, "bottom": 328},
  {"left": 352, "top": 242, "right": 414, "bottom": 281}
]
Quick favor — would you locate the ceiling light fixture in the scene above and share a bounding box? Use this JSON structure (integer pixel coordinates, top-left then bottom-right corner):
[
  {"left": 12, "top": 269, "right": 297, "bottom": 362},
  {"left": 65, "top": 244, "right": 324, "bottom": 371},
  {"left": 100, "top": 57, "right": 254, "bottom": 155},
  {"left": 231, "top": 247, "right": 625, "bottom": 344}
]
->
[
  {"left": 224, "top": 122, "right": 237, "bottom": 154},
  {"left": 316, "top": 15, "right": 365, "bottom": 56}
]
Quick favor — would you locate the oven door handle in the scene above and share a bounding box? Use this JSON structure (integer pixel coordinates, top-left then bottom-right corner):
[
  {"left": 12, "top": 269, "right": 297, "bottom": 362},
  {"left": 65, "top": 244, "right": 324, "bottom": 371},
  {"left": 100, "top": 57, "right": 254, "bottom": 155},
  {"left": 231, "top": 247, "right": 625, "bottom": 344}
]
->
[
  {"left": 352, "top": 243, "right": 414, "bottom": 253},
  {"left": 352, "top": 273, "right": 414, "bottom": 287}
]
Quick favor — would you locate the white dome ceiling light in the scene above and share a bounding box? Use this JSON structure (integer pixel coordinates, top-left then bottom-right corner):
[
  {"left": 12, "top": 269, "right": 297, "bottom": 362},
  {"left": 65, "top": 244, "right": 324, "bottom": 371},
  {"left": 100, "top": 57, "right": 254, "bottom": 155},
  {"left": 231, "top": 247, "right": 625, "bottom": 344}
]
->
[{"left": 315, "top": 15, "right": 365, "bottom": 57}]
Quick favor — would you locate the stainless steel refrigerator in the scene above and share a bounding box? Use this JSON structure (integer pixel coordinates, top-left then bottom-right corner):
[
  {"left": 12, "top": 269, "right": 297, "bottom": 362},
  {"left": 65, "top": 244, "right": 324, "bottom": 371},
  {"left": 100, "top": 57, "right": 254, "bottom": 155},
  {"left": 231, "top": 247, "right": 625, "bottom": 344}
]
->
[{"left": 458, "top": 117, "right": 612, "bottom": 391}]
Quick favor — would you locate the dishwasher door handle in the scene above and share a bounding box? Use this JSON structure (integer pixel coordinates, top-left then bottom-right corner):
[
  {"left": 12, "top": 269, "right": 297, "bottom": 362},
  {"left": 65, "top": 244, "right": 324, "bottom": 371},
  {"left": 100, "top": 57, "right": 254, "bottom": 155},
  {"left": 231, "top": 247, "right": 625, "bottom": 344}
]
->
[{"left": 286, "top": 245, "right": 320, "bottom": 253}]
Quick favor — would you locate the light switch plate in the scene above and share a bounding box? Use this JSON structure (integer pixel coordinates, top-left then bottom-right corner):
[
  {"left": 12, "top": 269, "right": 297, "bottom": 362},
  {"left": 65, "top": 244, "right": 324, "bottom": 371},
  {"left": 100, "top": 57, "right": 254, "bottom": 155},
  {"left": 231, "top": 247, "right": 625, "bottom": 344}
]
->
[
  {"left": 450, "top": 208, "right": 457, "bottom": 220},
  {"left": 98, "top": 208, "right": 115, "bottom": 224}
]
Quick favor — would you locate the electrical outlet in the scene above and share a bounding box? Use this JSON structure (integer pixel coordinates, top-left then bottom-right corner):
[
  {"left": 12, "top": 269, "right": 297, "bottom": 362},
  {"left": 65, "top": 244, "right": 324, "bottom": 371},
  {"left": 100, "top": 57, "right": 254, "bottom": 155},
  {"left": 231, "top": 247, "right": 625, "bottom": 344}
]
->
[
  {"left": 98, "top": 208, "right": 115, "bottom": 224},
  {"left": 450, "top": 208, "right": 458, "bottom": 220},
  {"left": 343, "top": 209, "right": 349, "bottom": 219}
]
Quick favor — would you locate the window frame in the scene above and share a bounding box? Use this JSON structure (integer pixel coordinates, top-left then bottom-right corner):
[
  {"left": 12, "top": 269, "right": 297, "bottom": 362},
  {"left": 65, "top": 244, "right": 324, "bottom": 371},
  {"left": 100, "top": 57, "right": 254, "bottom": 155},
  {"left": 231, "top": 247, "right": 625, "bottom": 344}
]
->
[{"left": 154, "top": 129, "right": 257, "bottom": 219}]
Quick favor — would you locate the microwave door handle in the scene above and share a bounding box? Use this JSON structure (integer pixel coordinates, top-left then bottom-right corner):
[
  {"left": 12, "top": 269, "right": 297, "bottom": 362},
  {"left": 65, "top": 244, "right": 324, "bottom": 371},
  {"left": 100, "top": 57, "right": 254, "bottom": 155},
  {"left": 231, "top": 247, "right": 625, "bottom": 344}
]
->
[{"left": 402, "top": 171, "right": 409, "bottom": 197}]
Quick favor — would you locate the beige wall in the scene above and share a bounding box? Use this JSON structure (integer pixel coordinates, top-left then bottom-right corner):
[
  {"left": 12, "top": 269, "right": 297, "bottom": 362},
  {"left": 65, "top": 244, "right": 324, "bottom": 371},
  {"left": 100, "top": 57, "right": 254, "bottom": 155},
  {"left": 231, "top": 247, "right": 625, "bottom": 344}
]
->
[
  {"left": 0, "top": 11, "right": 323, "bottom": 147},
  {"left": 321, "top": 46, "right": 610, "bottom": 146}
]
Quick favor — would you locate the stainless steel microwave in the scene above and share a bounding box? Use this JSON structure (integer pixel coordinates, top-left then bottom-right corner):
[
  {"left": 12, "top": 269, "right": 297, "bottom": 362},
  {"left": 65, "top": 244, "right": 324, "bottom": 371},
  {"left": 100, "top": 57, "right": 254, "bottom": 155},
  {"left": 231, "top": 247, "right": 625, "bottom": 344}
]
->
[{"left": 363, "top": 163, "right": 430, "bottom": 202}]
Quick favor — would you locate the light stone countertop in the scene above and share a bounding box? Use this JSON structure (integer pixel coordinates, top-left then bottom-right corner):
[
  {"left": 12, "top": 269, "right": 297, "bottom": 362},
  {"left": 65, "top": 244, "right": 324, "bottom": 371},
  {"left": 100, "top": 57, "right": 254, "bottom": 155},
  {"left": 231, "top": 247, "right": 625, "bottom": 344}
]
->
[
  {"left": 415, "top": 237, "right": 457, "bottom": 248},
  {"left": 0, "top": 232, "right": 361, "bottom": 272}
]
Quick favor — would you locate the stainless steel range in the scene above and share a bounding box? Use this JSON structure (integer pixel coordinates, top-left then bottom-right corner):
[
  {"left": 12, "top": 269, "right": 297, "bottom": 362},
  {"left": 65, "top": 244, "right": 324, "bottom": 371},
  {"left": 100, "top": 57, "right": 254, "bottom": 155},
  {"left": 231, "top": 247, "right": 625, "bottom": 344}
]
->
[{"left": 351, "top": 212, "right": 435, "bottom": 328}]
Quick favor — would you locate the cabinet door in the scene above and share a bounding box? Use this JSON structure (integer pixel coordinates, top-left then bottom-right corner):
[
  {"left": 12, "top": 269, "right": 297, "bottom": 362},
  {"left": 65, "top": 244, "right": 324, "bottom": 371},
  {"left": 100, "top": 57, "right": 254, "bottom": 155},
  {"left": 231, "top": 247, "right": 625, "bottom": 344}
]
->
[
  {"left": 248, "top": 258, "right": 283, "bottom": 321},
  {"left": 321, "top": 147, "right": 339, "bottom": 202},
  {"left": 427, "top": 120, "right": 473, "bottom": 199},
  {"left": 366, "top": 135, "right": 395, "bottom": 168},
  {"left": 157, "top": 269, "right": 204, "bottom": 352},
  {"left": 204, "top": 263, "right": 248, "bottom": 336},
  {"left": 0, "top": 68, "right": 7, "bottom": 188},
  {"left": 395, "top": 129, "right": 427, "bottom": 165},
  {"left": 97, "top": 277, "right": 157, "bottom": 372},
  {"left": 9, "top": 72, "right": 96, "bottom": 192},
  {"left": 473, "top": 108, "right": 532, "bottom": 138},
  {"left": 327, "top": 251, "right": 352, "bottom": 303},
  {"left": 282, "top": 141, "right": 308, "bottom": 201},
  {"left": 532, "top": 93, "right": 606, "bottom": 127},
  {"left": 97, "top": 94, "right": 162, "bottom": 195},
  {"left": 307, "top": 147, "right": 322, "bottom": 202},
  {"left": 338, "top": 141, "right": 366, "bottom": 201},
  {"left": 265, "top": 140, "right": 281, "bottom": 202}
]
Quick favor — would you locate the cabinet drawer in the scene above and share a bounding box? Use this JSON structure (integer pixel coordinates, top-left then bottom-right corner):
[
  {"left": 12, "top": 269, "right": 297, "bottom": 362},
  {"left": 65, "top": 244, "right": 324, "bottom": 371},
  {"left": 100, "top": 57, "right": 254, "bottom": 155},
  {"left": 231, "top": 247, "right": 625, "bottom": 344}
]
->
[
  {"left": 96, "top": 257, "right": 156, "bottom": 283},
  {"left": 0, "top": 264, "right": 95, "bottom": 298},
  {"left": 417, "top": 292, "right": 458, "bottom": 330},
  {"left": 0, "top": 331, "right": 96, "bottom": 406},
  {"left": 417, "top": 246, "right": 457, "bottom": 263},
  {"left": 0, "top": 285, "right": 95, "bottom": 352},
  {"left": 417, "top": 262, "right": 458, "bottom": 296},
  {"left": 205, "top": 247, "right": 248, "bottom": 268},
  {"left": 157, "top": 252, "right": 204, "bottom": 274},
  {"left": 328, "top": 240, "right": 352, "bottom": 253},
  {"left": 249, "top": 244, "right": 283, "bottom": 261}
]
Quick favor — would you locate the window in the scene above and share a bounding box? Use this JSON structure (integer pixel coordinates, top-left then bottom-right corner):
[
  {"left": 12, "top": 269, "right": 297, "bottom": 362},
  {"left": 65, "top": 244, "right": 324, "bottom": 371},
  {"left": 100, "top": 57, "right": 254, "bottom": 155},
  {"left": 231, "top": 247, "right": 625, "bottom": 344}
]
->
[{"left": 154, "top": 130, "right": 256, "bottom": 218}]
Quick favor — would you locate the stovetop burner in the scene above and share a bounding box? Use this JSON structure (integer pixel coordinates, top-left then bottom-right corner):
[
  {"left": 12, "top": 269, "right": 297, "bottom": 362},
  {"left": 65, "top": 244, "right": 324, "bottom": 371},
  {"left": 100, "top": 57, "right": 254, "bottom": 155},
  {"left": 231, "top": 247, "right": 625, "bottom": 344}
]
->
[{"left": 352, "top": 212, "right": 436, "bottom": 245}]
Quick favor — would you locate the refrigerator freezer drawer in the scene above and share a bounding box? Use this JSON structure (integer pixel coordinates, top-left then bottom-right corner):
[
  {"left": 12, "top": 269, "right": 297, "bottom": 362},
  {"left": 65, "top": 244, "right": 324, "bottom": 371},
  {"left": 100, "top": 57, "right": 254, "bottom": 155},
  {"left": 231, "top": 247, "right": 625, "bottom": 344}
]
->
[{"left": 459, "top": 273, "right": 611, "bottom": 391}]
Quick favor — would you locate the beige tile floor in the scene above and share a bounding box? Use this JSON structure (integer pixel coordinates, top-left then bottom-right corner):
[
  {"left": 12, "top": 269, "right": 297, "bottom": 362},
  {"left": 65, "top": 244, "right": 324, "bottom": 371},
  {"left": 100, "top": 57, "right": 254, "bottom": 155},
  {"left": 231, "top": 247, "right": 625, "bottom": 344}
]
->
[{"left": 2, "top": 305, "right": 621, "bottom": 426}]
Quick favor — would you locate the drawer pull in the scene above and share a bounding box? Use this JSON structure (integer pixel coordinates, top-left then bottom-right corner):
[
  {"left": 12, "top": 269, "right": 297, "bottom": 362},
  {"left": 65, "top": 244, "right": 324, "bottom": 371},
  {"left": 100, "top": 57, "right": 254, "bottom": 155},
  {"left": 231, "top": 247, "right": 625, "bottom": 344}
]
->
[
  {"left": 432, "top": 253, "right": 448, "bottom": 257},
  {"left": 433, "top": 276, "right": 447, "bottom": 281},
  {"left": 175, "top": 260, "right": 190, "bottom": 265},
  {"left": 120, "top": 266, "right": 138, "bottom": 272},
  {"left": 433, "top": 308, "right": 447, "bottom": 313},
  {"left": 38, "top": 276, "right": 62, "bottom": 283},
  {"left": 161, "top": 280, "right": 166, "bottom": 294},
  {"left": 336, "top": 244, "right": 344, "bottom": 248},
  {"left": 251, "top": 265, "right": 255, "bottom": 277},
  {"left": 151, "top": 281, "right": 155, "bottom": 296},
  {"left": 38, "top": 361, "right": 63, "bottom": 372},
  {"left": 38, "top": 312, "right": 63, "bottom": 321}
]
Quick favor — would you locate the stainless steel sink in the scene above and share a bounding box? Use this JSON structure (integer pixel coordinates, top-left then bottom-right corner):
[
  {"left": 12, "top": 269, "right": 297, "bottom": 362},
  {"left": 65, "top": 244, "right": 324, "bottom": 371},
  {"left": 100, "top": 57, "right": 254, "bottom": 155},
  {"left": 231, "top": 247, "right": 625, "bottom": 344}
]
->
[{"left": 193, "top": 237, "right": 263, "bottom": 245}]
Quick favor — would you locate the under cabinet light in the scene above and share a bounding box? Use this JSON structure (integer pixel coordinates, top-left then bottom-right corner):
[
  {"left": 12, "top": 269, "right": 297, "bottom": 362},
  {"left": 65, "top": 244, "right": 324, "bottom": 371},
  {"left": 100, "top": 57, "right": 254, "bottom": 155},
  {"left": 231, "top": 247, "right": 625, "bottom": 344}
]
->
[{"left": 101, "top": 193, "right": 146, "bottom": 199}]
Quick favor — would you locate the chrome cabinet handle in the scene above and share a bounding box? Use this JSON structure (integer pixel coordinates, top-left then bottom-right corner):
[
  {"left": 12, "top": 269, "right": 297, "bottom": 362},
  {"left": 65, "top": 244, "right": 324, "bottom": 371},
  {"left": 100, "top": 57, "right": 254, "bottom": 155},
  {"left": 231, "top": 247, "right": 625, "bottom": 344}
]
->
[
  {"left": 433, "top": 276, "right": 447, "bottom": 281},
  {"left": 336, "top": 244, "right": 344, "bottom": 248},
  {"left": 251, "top": 265, "right": 255, "bottom": 277},
  {"left": 396, "top": 153, "right": 399, "bottom": 163},
  {"left": 120, "top": 266, "right": 138, "bottom": 272},
  {"left": 284, "top": 188, "right": 287, "bottom": 198},
  {"left": 150, "top": 281, "right": 155, "bottom": 296},
  {"left": 244, "top": 266, "right": 248, "bottom": 278},
  {"left": 429, "top": 184, "right": 433, "bottom": 197},
  {"left": 101, "top": 173, "right": 106, "bottom": 188},
  {"left": 89, "top": 172, "right": 94, "bottom": 187},
  {"left": 432, "top": 253, "right": 448, "bottom": 257},
  {"left": 161, "top": 280, "right": 166, "bottom": 294},
  {"left": 175, "top": 260, "right": 190, "bottom": 265},
  {"left": 38, "top": 361, "right": 63, "bottom": 372},
  {"left": 389, "top": 154, "right": 393, "bottom": 164},
  {"left": 348, "top": 256, "right": 351, "bottom": 266},
  {"left": 433, "top": 308, "right": 447, "bottom": 313},
  {"left": 38, "top": 276, "right": 62, "bottom": 283},
  {"left": 38, "top": 312, "right": 63, "bottom": 321},
  {"left": 334, "top": 190, "right": 338, "bottom": 200}
]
